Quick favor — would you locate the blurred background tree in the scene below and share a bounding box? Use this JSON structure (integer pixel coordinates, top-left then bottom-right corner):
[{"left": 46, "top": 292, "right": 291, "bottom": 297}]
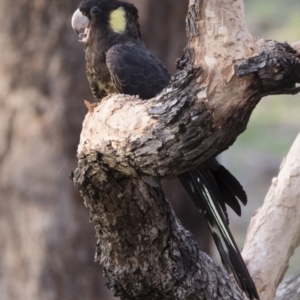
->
[{"left": 0, "top": 0, "right": 299, "bottom": 299}]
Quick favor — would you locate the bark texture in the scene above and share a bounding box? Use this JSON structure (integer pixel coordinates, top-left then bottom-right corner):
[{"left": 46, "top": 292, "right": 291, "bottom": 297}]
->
[
  {"left": 73, "top": 154, "right": 243, "bottom": 300},
  {"left": 275, "top": 269, "right": 300, "bottom": 300},
  {"left": 242, "top": 133, "right": 300, "bottom": 300},
  {"left": 73, "top": 0, "right": 300, "bottom": 299}
]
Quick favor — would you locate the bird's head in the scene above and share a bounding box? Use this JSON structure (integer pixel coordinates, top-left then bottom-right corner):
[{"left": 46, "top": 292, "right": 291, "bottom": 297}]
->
[{"left": 71, "top": 0, "right": 141, "bottom": 44}]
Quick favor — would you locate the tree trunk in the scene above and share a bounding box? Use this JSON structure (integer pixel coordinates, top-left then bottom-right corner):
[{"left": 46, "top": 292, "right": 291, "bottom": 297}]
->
[{"left": 73, "top": 0, "right": 300, "bottom": 298}]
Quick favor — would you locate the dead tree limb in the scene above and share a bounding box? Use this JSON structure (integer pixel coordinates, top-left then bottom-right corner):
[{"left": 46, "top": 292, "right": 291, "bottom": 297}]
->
[
  {"left": 242, "top": 134, "right": 300, "bottom": 300},
  {"left": 72, "top": 0, "right": 300, "bottom": 298},
  {"left": 275, "top": 269, "right": 300, "bottom": 300}
]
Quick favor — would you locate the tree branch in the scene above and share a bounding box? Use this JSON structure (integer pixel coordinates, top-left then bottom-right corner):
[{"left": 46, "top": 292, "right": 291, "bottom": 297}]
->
[
  {"left": 242, "top": 133, "right": 300, "bottom": 300},
  {"left": 275, "top": 269, "right": 300, "bottom": 300},
  {"left": 73, "top": 0, "right": 300, "bottom": 298}
]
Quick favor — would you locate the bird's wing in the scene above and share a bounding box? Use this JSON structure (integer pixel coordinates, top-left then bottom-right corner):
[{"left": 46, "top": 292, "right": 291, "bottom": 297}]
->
[{"left": 106, "top": 42, "right": 170, "bottom": 100}]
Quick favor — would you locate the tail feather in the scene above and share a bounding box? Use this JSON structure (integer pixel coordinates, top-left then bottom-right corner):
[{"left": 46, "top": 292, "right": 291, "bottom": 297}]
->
[
  {"left": 178, "top": 161, "right": 259, "bottom": 300},
  {"left": 212, "top": 161, "right": 248, "bottom": 205}
]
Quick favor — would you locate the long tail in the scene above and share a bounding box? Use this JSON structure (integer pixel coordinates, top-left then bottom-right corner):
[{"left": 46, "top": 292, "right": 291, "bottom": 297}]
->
[{"left": 178, "top": 159, "right": 259, "bottom": 300}]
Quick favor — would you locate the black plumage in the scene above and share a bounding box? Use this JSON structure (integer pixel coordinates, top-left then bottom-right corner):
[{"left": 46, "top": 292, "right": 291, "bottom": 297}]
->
[
  {"left": 106, "top": 42, "right": 170, "bottom": 99},
  {"left": 71, "top": 1, "right": 259, "bottom": 299}
]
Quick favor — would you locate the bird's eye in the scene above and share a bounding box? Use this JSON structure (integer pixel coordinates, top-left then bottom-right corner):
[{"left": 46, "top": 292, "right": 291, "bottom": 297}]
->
[{"left": 91, "top": 7, "right": 100, "bottom": 14}]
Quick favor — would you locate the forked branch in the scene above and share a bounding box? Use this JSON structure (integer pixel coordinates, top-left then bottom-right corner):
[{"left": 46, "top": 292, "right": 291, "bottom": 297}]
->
[{"left": 73, "top": 0, "right": 300, "bottom": 298}]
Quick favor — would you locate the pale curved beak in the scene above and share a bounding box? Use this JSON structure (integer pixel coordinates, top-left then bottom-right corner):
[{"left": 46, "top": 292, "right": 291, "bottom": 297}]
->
[{"left": 71, "top": 9, "right": 89, "bottom": 35}]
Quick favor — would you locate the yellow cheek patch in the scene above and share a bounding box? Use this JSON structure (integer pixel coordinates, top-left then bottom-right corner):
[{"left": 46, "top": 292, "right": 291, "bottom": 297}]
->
[{"left": 109, "top": 7, "right": 126, "bottom": 34}]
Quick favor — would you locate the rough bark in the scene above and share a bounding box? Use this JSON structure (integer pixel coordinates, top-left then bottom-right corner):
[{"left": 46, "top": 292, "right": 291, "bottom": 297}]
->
[
  {"left": 72, "top": 0, "right": 300, "bottom": 299},
  {"left": 275, "top": 269, "right": 300, "bottom": 300},
  {"left": 242, "top": 133, "right": 300, "bottom": 300},
  {"left": 73, "top": 154, "right": 243, "bottom": 300}
]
